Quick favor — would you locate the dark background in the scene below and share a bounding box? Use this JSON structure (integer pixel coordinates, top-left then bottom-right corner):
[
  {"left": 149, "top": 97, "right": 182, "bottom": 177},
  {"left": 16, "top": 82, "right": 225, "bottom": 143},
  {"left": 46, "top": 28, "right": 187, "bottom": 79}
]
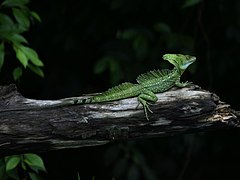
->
[{"left": 1, "top": 0, "right": 240, "bottom": 179}]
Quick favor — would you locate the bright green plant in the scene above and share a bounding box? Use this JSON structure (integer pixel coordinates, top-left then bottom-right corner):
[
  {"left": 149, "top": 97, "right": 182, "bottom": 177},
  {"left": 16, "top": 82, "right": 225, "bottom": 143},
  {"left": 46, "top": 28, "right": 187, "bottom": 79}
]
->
[
  {"left": 0, "top": 154, "right": 46, "bottom": 180},
  {"left": 0, "top": 0, "right": 44, "bottom": 80},
  {"left": 0, "top": 1, "right": 46, "bottom": 179}
]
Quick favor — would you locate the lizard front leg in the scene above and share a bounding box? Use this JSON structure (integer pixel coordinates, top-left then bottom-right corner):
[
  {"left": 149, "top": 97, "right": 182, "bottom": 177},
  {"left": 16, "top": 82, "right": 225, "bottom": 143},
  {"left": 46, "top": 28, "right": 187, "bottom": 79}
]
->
[
  {"left": 175, "top": 78, "right": 192, "bottom": 87},
  {"left": 137, "top": 90, "right": 158, "bottom": 120}
]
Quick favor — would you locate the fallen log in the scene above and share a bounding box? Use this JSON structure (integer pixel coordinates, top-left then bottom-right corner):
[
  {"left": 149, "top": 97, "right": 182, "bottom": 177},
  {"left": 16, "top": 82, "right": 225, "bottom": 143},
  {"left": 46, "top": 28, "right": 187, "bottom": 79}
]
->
[{"left": 0, "top": 84, "right": 239, "bottom": 157}]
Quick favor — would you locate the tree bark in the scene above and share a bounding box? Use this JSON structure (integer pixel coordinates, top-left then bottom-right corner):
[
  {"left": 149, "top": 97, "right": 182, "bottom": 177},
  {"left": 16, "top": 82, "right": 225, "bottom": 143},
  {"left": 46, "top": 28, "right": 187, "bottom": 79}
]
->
[{"left": 0, "top": 84, "right": 239, "bottom": 157}]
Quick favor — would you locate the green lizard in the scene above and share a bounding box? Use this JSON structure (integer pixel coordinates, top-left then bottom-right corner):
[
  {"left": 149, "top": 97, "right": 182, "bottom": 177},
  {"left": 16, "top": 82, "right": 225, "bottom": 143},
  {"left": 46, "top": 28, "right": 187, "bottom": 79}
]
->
[
  {"left": 1, "top": 54, "right": 196, "bottom": 120},
  {"left": 76, "top": 53, "right": 196, "bottom": 120}
]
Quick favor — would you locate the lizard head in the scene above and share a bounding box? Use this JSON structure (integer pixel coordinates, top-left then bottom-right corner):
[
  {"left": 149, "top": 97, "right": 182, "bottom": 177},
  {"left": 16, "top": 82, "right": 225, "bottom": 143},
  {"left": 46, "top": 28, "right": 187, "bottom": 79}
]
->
[{"left": 163, "top": 54, "right": 196, "bottom": 71}]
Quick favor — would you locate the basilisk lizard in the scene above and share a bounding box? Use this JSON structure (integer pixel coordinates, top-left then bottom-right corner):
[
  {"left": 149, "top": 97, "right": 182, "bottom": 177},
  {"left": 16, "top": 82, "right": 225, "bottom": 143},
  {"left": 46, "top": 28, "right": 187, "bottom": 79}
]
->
[{"left": 1, "top": 54, "right": 196, "bottom": 120}]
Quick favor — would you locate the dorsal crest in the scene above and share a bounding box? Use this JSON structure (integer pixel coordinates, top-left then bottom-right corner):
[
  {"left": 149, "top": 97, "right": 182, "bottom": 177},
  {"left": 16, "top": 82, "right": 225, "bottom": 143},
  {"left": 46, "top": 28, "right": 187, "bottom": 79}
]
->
[
  {"left": 101, "top": 82, "right": 135, "bottom": 95},
  {"left": 136, "top": 69, "right": 171, "bottom": 84}
]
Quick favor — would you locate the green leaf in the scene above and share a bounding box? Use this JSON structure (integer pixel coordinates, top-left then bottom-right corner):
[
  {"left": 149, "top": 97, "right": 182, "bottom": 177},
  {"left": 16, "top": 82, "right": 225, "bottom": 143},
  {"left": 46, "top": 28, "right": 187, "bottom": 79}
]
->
[
  {"left": 20, "top": 46, "right": 43, "bottom": 66},
  {"left": 8, "top": 33, "right": 28, "bottom": 44},
  {"left": 30, "top": 11, "right": 41, "bottom": 22},
  {"left": 12, "top": 8, "right": 30, "bottom": 30},
  {"left": 6, "top": 168, "right": 19, "bottom": 180},
  {"left": 0, "top": 42, "right": 5, "bottom": 71},
  {"left": 2, "top": 0, "right": 29, "bottom": 7},
  {"left": 27, "top": 64, "right": 44, "bottom": 78},
  {"left": 5, "top": 156, "right": 20, "bottom": 171},
  {"left": 23, "top": 153, "right": 46, "bottom": 172},
  {"left": 14, "top": 46, "right": 28, "bottom": 68},
  {"left": 13, "top": 66, "right": 23, "bottom": 80},
  {"left": 28, "top": 172, "right": 43, "bottom": 180},
  {"left": 0, "top": 13, "right": 14, "bottom": 25},
  {"left": 0, "top": 24, "right": 21, "bottom": 35},
  {"left": 182, "top": 0, "right": 202, "bottom": 8}
]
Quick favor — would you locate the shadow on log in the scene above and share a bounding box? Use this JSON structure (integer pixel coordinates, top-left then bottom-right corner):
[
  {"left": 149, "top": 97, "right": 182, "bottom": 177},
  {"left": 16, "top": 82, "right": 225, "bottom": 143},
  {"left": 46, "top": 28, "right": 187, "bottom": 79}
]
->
[{"left": 0, "top": 84, "right": 239, "bottom": 157}]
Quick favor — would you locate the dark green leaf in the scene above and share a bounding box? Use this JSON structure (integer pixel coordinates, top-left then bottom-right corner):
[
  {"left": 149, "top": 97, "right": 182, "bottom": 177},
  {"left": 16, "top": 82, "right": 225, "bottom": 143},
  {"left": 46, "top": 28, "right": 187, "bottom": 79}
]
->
[
  {"left": 13, "top": 66, "right": 23, "bottom": 80},
  {"left": 2, "top": 0, "right": 29, "bottom": 7},
  {"left": 9, "top": 33, "right": 28, "bottom": 44},
  {"left": 5, "top": 156, "right": 20, "bottom": 171},
  {"left": 0, "top": 42, "right": 5, "bottom": 71},
  {"left": 28, "top": 165, "right": 41, "bottom": 174},
  {"left": 30, "top": 11, "right": 41, "bottom": 22},
  {"left": 182, "top": 0, "right": 202, "bottom": 8},
  {"left": 28, "top": 172, "right": 43, "bottom": 180},
  {"left": 0, "top": 24, "right": 21, "bottom": 35},
  {"left": 20, "top": 46, "right": 43, "bottom": 66},
  {"left": 0, "top": 13, "right": 14, "bottom": 25},
  {"left": 0, "top": 159, "right": 7, "bottom": 180},
  {"left": 27, "top": 64, "right": 44, "bottom": 78},
  {"left": 12, "top": 8, "right": 30, "bottom": 30},
  {"left": 6, "top": 168, "right": 19, "bottom": 180},
  {"left": 23, "top": 153, "right": 46, "bottom": 172}
]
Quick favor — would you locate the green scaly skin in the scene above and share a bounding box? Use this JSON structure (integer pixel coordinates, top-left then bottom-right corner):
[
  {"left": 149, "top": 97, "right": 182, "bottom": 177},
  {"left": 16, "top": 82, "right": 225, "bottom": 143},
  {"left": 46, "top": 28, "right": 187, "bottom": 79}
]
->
[
  {"left": 0, "top": 54, "right": 196, "bottom": 120},
  {"left": 76, "top": 54, "right": 196, "bottom": 120}
]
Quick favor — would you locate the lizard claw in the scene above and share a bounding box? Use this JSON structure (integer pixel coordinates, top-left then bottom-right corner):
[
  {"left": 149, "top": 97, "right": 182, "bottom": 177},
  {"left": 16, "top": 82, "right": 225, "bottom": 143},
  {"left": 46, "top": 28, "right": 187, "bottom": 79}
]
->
[{"left": 146, "top": 102, "right": 153, "bottom": 113}]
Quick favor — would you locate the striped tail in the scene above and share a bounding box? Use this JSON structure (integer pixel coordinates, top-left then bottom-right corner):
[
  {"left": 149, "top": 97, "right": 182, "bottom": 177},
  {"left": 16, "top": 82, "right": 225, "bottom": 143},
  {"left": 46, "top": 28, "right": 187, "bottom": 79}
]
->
[{"left": 75, "top": 82, "right": 139, "bottom": 104}]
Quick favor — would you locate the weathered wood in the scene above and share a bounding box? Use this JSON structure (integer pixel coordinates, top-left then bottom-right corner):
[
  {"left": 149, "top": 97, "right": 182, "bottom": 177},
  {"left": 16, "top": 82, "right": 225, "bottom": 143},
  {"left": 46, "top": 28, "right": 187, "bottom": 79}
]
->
[{"left": 0, "top": 84, "right": 239, "bottom": 157}]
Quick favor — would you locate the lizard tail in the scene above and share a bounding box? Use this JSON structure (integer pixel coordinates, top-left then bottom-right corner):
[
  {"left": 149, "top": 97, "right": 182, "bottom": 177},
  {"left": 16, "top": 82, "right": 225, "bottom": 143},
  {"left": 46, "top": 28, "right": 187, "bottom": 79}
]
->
[{"left": 74, "top": 97, "right": 94, "bottom": 104}]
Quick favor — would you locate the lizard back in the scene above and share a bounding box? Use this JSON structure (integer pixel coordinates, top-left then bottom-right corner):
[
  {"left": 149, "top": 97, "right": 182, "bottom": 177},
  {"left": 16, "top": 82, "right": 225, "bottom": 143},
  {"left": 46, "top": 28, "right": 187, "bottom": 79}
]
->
[{"left": 136, "top": 68, "right": 179, "bottom": 93}]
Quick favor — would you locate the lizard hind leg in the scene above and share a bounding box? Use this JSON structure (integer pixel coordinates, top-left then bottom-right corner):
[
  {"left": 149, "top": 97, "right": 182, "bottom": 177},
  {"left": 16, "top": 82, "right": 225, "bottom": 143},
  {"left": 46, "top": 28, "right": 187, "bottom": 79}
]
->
[{"left": 137, "top": 90, "right": 158, "bottom": 120}]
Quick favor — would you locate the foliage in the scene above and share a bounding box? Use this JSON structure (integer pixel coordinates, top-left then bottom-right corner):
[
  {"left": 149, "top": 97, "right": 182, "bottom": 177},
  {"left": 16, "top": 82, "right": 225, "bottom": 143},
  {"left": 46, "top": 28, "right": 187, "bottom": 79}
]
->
[
  {"left": 93, "top": 0, "right": 199, "bottom": 86},
  {"left": 0, "top": 1, "right": 46, "bottom": 180},
  {"left": 0, "top": 0, "right": 43, "bottom": 80},
  {"left": 105, "top": 143, "right": 157, "bottom": 180},
  {"left": 0, "top": 154, "right": 46, "bottom": 180}
]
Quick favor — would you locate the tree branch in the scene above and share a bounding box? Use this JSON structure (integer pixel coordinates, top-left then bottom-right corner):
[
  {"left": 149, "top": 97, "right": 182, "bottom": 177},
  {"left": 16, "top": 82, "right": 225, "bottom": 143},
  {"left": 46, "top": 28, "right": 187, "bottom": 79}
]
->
[{"left": 0, "top": 84, "right": 239, "bottom": 157}]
